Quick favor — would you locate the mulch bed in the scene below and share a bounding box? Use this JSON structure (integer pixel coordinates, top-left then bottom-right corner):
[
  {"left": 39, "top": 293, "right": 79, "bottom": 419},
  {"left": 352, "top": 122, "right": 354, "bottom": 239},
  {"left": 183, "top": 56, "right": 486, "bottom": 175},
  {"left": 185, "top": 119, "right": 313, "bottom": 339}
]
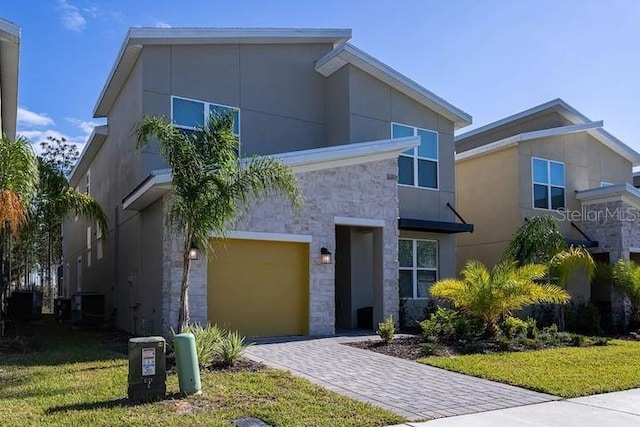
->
[
  {"left": 166, "top": 356, "right": 265, "bottom": 374},
  {"left": 346, "top": 336, "right": 427, "bottom": 361}
]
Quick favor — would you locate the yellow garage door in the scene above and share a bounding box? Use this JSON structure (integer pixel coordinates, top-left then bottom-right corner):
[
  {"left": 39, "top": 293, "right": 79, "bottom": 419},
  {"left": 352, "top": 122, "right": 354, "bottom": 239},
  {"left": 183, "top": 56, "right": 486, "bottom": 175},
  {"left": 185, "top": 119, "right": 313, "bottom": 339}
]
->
[{"left": 208, "top": 238, "right": 309, "bottom": 337}]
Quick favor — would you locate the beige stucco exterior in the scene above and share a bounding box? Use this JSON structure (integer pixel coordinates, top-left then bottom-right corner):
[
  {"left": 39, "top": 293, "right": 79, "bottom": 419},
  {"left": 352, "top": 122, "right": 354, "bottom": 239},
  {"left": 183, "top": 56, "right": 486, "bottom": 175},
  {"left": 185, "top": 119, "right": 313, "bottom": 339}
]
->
[
  {"left": 456, "top": 146, "right": 520, "bottom": 269},
  {"left": 455, "top": 100, "right": 638, "bottom": 306}
]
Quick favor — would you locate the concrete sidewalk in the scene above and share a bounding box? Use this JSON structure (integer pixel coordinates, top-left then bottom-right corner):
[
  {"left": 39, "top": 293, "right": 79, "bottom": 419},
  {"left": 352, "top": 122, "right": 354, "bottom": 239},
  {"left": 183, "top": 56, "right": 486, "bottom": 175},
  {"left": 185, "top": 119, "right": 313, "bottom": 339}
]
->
[{"left": 389, "top": 388, "right": 640, "bottom": 426}]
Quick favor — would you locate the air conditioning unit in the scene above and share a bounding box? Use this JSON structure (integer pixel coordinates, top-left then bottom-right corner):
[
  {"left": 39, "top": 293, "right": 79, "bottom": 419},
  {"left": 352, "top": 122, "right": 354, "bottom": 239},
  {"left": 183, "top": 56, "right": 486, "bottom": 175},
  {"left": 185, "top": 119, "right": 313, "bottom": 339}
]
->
[{"left": 71, "top": 292, "right": 105, "bottom": 328}]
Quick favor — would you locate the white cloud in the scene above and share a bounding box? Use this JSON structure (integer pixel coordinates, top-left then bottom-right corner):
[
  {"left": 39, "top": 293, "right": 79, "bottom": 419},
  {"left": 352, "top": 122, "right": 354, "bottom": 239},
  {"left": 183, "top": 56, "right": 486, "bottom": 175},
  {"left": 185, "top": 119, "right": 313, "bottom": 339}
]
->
[
  {"left": 17, "top": 107, "right": 55, "bottom": 128},
  {"left": 155, "top": 22, "right": 172, "bottom": 28},
  {"left": 58, "top": 0, "right": 87, "bottom": 32},
  {"left": 66, "top": 118, "right": 102, "bottom": 136}
]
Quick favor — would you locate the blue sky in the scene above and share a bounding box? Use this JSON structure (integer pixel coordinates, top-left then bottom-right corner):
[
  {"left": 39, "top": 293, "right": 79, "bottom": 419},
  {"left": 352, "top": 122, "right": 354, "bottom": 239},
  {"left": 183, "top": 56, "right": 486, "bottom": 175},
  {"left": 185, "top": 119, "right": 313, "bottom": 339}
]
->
[{"left": 3, "top": 0, "right": 639, "bottom": 153}]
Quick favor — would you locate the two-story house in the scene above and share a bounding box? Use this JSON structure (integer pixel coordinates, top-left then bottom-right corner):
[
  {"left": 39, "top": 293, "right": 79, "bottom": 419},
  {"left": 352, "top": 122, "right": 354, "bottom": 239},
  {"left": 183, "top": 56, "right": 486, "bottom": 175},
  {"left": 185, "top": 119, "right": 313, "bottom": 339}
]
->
[
  {"left": 63, "top": 27, "right": 472, "bottom": 337},
  {"left": 0, "top": 18, "right": 20, "bottom": 140},
  {"left": 456, "top": 99, "right": 640, "bottom": 317}
]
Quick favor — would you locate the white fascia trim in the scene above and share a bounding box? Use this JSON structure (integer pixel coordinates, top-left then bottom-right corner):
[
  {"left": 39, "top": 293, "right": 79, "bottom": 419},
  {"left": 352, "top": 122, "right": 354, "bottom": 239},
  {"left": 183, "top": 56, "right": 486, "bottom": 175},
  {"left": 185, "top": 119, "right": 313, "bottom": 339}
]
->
[
  {"left": 334, "top": 216, "right": 385, "bottom": 227},
  {"left": 127, "top": 27, "right": 351, "bottom": 45},
  {"left": 121, "top": 170, "right": 172, "bottom": 211},
  {"left": 280, "top": 136, "right": 419, "bottom": 173},
  {"left": 69, "top": 125, "right": 108, "bottom": 186},
  {"left": 94, "top": 28, "right": 351, "bottom": 117},
  {"left": 217, "top": 230, "right": 312, "bottom": 243},
  {"left": 122, "top": 137, "right": 418, "bottom": 210},
  {"left": 576, "top": 183, "right": 640, "bottom": 202},
  {"left": 315, "top": 43, "right": 472, "bottom": 130},
  {"left": 456, "top": 98, "right": 590, "bottom": 142},
  {"left": 456, "top": 121, "right": 604, "bottom": 163},
  {"left": 0, "top": 18, "right": 20, "bottom": 39}
]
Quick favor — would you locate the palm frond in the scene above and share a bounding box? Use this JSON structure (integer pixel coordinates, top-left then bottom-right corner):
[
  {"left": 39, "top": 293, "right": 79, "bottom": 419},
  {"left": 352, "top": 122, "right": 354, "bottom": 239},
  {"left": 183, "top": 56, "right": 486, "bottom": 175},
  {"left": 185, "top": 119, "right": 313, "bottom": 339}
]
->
[
  {"left": 0, "top": 135, "right": 39, "bottom": 234},
  {"left": 503, "top": 216, "right": 566, "bottom": 265}
]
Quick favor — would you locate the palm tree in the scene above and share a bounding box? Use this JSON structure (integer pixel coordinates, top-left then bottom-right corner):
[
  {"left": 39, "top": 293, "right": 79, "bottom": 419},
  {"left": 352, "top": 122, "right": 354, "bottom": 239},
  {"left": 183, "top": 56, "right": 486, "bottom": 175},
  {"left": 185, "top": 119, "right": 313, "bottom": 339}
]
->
[
  {"left": 550, "top": 246, "right": 595, "bottom": 330},
  {"left": 503, "top": 216, "right": 566, "bottom": 266},
  {"left": 612, "top": 259, "right": 640, "bottom": 328},
  {"left": 138, "top": 110, "right": 302, "bottom": 332},
  {"left": 34, "top": 159, "right": 108, "bottom": 301},
  {"left": 0, "top": 135, "right": 38, "bottom": 322},
  {"left": 430, "top": 260, "right": 570, "bottom": 336}
]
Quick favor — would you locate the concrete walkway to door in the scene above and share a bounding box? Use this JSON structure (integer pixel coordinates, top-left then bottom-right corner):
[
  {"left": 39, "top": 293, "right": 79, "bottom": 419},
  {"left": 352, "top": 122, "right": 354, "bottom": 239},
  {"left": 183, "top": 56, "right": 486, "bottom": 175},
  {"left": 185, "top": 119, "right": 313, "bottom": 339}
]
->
[{"left": 245, "top": 334, "right": 558, "bottom": 420}]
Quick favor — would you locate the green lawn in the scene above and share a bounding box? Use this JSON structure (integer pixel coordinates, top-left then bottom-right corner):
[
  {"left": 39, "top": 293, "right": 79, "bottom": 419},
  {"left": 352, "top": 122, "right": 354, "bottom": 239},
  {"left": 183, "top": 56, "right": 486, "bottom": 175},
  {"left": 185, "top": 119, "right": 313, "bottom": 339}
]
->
[
  {"left": 421, "top": 340, "right": 640, "bottom": 398},
  {"left": 0, "top": 320, "right": 403, "bottom": 427}
]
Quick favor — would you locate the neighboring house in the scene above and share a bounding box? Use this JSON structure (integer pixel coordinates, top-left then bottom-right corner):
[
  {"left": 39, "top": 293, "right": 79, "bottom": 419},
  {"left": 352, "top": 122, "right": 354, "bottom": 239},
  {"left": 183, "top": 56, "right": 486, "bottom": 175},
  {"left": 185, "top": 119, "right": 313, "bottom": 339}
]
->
[
  {"left": 455, "top": 99, "right": 640, "bottom": 317},
  {"left": 63, "top": 27, "right": 473, "bottom": 337},
  {"left": 0, "top": 18, "right": 20, "bottom": 140}
]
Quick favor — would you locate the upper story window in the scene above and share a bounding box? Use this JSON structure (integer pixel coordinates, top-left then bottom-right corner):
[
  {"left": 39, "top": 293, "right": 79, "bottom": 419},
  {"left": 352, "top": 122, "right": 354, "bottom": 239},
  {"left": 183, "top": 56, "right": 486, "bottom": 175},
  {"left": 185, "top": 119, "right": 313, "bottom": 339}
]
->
[
  {"left": 392, "top": 123, "right": 438, "bottom": 189},
  {"left": 532, "top": 157, "right": 565, "bottom": 210},
  {"left": 86, "top": 169, "right": 90, "bottom": 195},
  {"left": 399, "top": 238, "right": 438, "bottom": 299},
  {"left": 171, "top": 95, "right": 240, "bottom": 136}
]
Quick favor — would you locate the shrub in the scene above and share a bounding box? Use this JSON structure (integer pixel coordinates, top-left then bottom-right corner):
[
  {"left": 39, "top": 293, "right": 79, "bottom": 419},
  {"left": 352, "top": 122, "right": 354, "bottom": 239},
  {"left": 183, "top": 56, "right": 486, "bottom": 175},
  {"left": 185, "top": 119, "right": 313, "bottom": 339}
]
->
[
  {"left": 459, "top": 341, "right": 484, "bottom": 354},
  {"left": 171, "top": 322, "right": 224, "bottom": 368},
  {"left": 503, "top": 316, "right": 538, "bottom": 340},
  {"left": 592, "top": 336, "right": 609, "bottom": 346},
  {"left": 421, "top": 342, "right": 442, "bottom": 356},
  {"left": 216, "top": 330, "right": 251, "bottom": 367},
  {"left": 570, "top": 333, "right": 586, "bottom": 347},
  {"left": 420, "top": 307, "right": 483, "bottom": 342},
  {"left": 540, "top": 324, "right": 559, "bottom": 345},
  {"left": 503, "top": 316, "right": 528, "bottom": 339},
  {"left": 377, "top": 315, "right": 395, "bottom": 344},
  {"left": 516, "top": 337, "right": 542, "bottom": 350},
  {"left": 419, "top": 307, "right": 458, "bottom": 341},
  {"left": 565, "top": 300, "right": 603, "bottom": 336}
]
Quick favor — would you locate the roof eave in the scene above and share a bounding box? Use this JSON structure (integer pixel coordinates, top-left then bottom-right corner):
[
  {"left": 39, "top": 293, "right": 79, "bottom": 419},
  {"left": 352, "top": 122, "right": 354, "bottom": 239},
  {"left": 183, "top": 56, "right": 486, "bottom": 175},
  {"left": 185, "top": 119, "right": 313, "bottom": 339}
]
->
[
  {"left": 315, "top": 43, "right": 472, "bottom": 130},
  {"left": 122, "top": 136, "right": 419, "bottom": 211},
  {"left": 69, "top": 125, "right": 108, "bottom": 186},
  {"left": 0, "top": 18, "right": 20, "bottom": 140},
  {"left": 456, "top": 98, "right": 591, "bottom": 143}
]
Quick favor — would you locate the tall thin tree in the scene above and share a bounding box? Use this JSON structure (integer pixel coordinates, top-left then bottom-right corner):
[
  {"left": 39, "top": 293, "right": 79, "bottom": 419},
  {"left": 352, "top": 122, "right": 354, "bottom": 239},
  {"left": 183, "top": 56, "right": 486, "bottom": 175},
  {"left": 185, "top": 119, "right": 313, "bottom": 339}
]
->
[{"left": 138, "top": 110, "right": 302, "bottom": 331}]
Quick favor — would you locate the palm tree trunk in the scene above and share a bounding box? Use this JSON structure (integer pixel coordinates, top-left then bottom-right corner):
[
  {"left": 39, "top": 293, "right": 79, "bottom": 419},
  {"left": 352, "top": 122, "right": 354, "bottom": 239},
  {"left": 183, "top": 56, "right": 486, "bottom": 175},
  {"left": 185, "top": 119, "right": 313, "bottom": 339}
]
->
[{"left": 177, "top": 234, "right": 192, "bottom": 332}]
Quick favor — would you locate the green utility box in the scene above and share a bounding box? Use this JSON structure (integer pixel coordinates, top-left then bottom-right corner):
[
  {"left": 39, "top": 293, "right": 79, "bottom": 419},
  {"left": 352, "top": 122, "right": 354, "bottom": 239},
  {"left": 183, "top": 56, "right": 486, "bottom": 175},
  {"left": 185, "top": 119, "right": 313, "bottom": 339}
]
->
[
  {"left": 128, "top": 336, "right": 166, "bottom": 402},
  {"left": 173, "top": 333, "right": 202, "bottom": 395}
]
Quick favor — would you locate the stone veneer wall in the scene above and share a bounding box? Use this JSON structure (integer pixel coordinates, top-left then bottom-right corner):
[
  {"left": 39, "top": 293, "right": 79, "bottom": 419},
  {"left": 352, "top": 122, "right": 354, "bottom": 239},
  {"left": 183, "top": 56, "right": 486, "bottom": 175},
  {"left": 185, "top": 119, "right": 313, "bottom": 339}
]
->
[
  {"left": 161, "top": 158, "right": 399, "bottom": 335},
  {"left": 580, "top": 199, "right": 639, "bottom": 325}
]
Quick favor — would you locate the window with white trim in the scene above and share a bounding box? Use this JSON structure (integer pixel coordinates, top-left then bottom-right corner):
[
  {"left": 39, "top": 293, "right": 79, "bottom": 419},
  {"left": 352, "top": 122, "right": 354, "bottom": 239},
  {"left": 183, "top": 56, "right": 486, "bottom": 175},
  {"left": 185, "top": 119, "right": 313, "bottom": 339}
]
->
[
  {"left": 532, "top": 158, "right": 565, "bottom": 210},
  {"left": 86, "top": 169, "right": 90, "bottom": 195},
  {"left": 392, "top": 123, "right": 438, "bottom": 189},
  {"left": 399, "top": 239, "right": 438, "bottom": 299},
  {"left": 171, "top": 95, "right": 240, "bottom": 136}
]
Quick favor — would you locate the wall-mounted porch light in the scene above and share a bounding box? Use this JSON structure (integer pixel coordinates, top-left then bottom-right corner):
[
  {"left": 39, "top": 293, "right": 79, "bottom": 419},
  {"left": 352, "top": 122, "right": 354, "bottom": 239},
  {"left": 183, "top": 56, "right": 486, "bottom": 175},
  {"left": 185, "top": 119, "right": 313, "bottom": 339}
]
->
[
  {"left": 189, "top": 241, "right": 199, "bottom": 260},
  {"left": 320, "top": 247, "right": 332, "bottom": 264}
]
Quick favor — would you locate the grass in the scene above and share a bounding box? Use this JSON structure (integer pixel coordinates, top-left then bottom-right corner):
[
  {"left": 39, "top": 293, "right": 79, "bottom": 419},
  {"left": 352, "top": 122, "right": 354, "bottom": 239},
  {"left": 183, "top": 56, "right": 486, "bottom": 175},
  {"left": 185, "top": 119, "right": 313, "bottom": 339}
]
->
[
  {"left": 0, "top": 319, "right": 403, "bottom": 427},
  {"left": 420, "top": 339, "right": 640, "bottom": 398}
]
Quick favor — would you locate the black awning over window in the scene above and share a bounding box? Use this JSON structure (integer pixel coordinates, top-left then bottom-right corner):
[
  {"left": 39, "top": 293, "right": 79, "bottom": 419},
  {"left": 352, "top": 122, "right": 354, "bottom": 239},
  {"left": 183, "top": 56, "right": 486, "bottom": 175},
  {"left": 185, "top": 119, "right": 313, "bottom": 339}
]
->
[{"left": 399, "top": 218, "right": 474, "bottom": 234}]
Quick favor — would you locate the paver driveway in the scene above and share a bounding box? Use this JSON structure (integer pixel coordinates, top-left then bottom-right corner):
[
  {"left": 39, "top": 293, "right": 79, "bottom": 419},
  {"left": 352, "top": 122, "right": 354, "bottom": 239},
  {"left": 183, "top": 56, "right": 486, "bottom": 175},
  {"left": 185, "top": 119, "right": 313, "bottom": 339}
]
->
[{"left": 246, "top": 334, "right": 559, "bottom": 420}]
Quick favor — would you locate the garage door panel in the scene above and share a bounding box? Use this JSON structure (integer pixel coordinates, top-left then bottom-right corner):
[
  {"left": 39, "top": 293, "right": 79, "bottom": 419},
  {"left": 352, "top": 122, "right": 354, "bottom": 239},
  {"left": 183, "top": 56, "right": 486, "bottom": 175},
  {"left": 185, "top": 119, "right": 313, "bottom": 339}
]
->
[{"left": 208, "top": 238, "right": 309, "bottom": 337}]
